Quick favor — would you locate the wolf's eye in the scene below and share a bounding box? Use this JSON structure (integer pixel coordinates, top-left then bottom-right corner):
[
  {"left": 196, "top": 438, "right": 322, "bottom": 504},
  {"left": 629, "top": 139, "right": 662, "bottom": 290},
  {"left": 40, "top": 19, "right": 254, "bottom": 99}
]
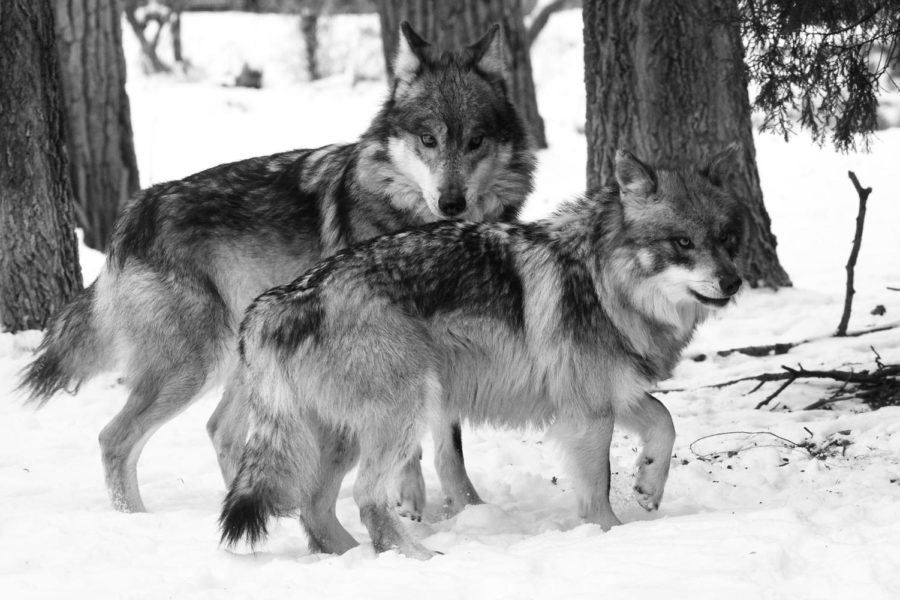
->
[
  {"left": 675, "top": 237, "right": 694, "bottom": 250},
  {"left": 719, "top": 232, "right": 735, "bottom": 246},
  {"left": 468, "top": 135, "right": 484, "bottom": 151},
  {"left": 420, "top": 133, "right": 437, "bottom": 148}
]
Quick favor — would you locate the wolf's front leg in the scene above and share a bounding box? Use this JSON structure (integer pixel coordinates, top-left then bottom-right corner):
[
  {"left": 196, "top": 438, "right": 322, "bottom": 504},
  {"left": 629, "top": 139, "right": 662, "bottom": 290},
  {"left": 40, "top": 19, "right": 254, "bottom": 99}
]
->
[
  {"left": 434, "top": 420, "right": 483, "bottom": 515},
  {"left": 618, "top": 393, "right": 676, "bottom": 511},
  {"left": 554, "top": 414, "right": 621, "bottom": 530},
  {"left": 396, "top": 446, "right": 426, "bottom": 521}
]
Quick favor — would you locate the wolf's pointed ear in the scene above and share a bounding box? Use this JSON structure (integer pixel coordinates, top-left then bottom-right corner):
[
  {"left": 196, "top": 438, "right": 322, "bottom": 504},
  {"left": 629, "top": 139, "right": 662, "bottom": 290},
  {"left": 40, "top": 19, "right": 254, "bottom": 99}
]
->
[
  {"left": 469, "top": 23, "right": 508, "bottom": 80},
  {"left": 394, "top": 22, "right": 429, "bottom": 83},
  {"left": 702, "top": 143, "right": 741, "bottom": 187},
  {"left": 615, "top": 150, "right": 657, "bottom": 197}
]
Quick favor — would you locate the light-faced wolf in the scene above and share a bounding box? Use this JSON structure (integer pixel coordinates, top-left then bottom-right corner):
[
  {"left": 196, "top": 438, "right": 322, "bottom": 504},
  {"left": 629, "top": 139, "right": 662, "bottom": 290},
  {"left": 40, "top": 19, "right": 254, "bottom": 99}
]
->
[
  {"left": 19, "top": 22, "right": 535, "bottom": 514},
  {"left": 219, "top": 148, "right": 747, "bottom": 560}
]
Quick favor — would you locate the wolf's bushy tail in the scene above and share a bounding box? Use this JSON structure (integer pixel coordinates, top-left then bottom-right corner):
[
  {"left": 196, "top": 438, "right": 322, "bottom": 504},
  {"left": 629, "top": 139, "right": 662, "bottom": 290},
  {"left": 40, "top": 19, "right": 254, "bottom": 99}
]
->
[
  {"left": 19, "top": 282, "right": 108, "bottom": 405},
  {"left": 219, "top": 380, "right": 319, "bottom": 548}
]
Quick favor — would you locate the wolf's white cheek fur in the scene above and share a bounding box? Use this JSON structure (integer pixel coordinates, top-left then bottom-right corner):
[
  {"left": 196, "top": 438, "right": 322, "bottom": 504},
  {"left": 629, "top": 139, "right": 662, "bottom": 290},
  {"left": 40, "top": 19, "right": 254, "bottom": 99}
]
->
[
  {"left": 634, "top": 265, "right": 707, "bottom": 335},
  {"left": 388, "top": 138, "right": 443, "bottom": 215}
]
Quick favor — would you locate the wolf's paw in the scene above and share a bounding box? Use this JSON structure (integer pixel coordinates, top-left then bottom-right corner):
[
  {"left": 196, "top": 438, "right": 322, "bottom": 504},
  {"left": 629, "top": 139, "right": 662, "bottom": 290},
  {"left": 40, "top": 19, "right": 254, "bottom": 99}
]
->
[
  {"left": 396, "top": 480, "right": 425, "bottom": 521},
  {"left": 633, "top": 484, "right": 662, "bottom": 511},
  {"left": 633, "top": 454, "right": 670, "bottom": 511},
  {"left": 395, "top": 461, "right": 426, "bottom": 521},
  {"left": 584, "top": 510, "right": 622, "bottom": 531},
  {"left": 396, "top": 498, "right": 424, "bottom": 522},
  {"left": 439, "top": 490, "right": 483, "bottom": 519}
]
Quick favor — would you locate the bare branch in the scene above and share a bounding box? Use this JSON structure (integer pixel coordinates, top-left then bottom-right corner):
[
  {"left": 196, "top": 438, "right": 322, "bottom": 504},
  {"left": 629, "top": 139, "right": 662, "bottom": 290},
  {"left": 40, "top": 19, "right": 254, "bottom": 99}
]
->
[
  {"left": 837, "top": 171, "right": 873, "bottom": 336},
  {"left": 754, "top": 375, "right": 798, "bottom": 409},
  {"left": 526, "top": 0, "right": 569, "bottom": 49}
]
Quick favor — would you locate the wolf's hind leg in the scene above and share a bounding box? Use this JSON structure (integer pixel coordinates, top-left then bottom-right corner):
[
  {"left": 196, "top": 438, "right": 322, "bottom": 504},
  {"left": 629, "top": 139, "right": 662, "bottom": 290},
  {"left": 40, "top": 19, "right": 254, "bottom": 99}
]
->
[
  {"left": 356, "top": 434, "right": 433, "bottom": 560},
  {"left": 207, "top": 377, "right": 250, "bottom": 486},
  {"left": 99, "top": 361, "right": 208, "bottom": 512},
  {"left": 354, "top": 377, "right": 438, "bottom": 560},
  {"left": 434, "top": 420, "right": 482, "bottom": 515},
  {"left": 396, "top": 446, "right": 426, "bottom": 521},
  {"left": 300, "top": 420, "right": 360, "bottom": 555},
  {"left": 553, "top": 413, "right": 621, "bottom": 531},
  {"left": 617, "top": 393, "right": 676, "bottom": 512}
]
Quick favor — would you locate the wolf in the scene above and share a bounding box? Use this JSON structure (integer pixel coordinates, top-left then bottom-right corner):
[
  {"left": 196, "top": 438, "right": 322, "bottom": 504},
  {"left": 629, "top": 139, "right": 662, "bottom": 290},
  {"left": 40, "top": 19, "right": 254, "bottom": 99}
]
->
[
  {"left": 18, "top": 22, "right": 535, "bottom": 515},
  {"left": 218, "top": 147, "right": 746, "bottom": 560}
]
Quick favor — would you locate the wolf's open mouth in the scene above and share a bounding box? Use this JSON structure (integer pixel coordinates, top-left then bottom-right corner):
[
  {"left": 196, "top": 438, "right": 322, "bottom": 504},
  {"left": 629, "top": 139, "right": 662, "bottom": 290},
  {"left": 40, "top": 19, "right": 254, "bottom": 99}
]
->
[{"left": 689, "top": 290, "right": 731, "bottom": 307}]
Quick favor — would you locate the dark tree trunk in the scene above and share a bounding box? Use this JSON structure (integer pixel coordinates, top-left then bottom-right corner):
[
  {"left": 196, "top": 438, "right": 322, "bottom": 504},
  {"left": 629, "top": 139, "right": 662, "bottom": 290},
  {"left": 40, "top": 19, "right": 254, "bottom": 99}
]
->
[
  {"left": 0, "top": 0, "right": 82, "bottom": 332},
  {"left": 55, "top": 0, "right": 141, "bottom": 251},
  {"left": 376, "top": 0, "right": 548, "bottom": 149},
  {"left": 300, "top": 7, "right": 320, "bottom": 81},
  {"left": 171, "top": 3, "right": 184, "bottom": 63},
  {"left": 583, "top": 0, "right": 791, "bottom": 288}
]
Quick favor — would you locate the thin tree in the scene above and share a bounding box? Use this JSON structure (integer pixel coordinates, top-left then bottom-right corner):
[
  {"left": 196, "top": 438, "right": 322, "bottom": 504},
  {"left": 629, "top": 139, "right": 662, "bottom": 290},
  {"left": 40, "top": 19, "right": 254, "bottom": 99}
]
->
[
  {"left": 0, "top": 0, "right": 82, "bottom": 332},
  {"left": 300, "top": 0, "right": 325, "bottom": 81},
  {"left": 55, "top": 0, "right": 141, "bottom": 251},
  {"left": 376, "top": 0, "right": 549, "bottom": 149},
  {"left": 583, "top": 0, "right": 792, "bottom": 288},
  {"left": 123, "top": 0, "right": 174, "bottom": 73}
]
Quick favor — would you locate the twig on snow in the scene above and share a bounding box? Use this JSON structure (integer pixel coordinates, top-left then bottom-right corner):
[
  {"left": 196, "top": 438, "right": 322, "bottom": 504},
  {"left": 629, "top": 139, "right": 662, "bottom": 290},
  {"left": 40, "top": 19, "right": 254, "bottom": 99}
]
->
[{"left": 754, "top": 375, "right": 798, "bottom": 409}]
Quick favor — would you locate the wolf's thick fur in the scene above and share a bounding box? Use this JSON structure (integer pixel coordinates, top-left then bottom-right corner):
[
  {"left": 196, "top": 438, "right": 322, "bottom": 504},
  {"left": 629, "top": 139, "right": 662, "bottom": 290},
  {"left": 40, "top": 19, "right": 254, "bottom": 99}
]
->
[
  {"left": 220, "top": 149, "right": 746, "bottom": 559},
  {"left": 19, "top": 23, "right": 534, "bottom": 514}
]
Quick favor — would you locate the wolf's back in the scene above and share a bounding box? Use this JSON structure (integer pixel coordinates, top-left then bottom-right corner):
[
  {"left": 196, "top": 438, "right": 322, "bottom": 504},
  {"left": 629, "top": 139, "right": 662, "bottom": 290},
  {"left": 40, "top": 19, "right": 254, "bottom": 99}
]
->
[{"left": 19, "top": 282, "right": 108, "bottom": 405}]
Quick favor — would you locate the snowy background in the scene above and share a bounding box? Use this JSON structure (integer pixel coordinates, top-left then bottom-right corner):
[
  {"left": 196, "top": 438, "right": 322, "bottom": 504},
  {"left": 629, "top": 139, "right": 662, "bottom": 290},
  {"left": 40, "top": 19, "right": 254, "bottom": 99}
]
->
[{"left": 2, "top": 10, "right": 900, "bottom": 599}]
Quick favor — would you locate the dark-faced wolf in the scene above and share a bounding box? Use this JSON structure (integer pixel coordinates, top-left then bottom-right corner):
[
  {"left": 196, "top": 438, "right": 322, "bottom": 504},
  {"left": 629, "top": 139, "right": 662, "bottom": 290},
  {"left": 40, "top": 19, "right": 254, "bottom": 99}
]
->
[
  {"left": 19, "top": 22, "right": 535, "bottom": 514},
  {"left": 219, "top": 148, "right": 746, "bottom": 560}
]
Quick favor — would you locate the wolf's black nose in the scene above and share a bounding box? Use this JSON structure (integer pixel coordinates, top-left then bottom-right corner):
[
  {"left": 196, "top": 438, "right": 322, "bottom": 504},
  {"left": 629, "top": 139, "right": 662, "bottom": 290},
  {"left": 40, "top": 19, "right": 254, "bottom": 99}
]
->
[
  {"left": 719, "top": 274, "right": 742, "bottom": 296},
  {"left": 439, "top": 194, "right": 466, "bottom": 216}
]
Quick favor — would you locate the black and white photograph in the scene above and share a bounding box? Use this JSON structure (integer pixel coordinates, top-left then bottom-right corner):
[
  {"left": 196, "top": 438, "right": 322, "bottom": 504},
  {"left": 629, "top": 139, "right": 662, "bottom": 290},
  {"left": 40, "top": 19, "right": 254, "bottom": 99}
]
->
[{"left": 1, "top": 1, "right": 899, "bottom": 597}]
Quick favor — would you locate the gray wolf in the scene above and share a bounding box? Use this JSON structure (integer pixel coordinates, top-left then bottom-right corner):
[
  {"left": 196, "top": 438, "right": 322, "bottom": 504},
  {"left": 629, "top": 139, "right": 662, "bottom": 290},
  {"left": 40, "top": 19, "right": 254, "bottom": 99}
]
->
[
  {"left": 219, "top": 147, "right": 746, "bottom": 559},
  {"left": 19, "top": 22, "right": 535, "bottom": 514}
]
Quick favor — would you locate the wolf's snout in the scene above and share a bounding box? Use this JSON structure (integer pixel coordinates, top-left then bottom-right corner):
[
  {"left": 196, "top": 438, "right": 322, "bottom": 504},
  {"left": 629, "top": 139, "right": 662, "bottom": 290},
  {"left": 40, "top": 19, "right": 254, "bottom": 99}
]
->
[
  {"left": 438, "top": 193, "right": 466, "bottom": 216},
  {"left": 718, "top": 273, "right": 742, "bottom": 296}
]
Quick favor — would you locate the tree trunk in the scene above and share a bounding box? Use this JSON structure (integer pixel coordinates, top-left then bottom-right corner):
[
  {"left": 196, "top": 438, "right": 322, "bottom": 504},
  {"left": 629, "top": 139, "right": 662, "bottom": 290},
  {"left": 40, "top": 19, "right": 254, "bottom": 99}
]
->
[
  {"left": 55, "top": 0, "right": 141, "bottom": 251},
  {"left": 583, "top": 0, "right": 791, "bottom": 288},
  {"left": 171, "top": 3, "right": 184, "bottom": 63},
  {"left": 300, "top": 7, "right": 320, "bottom": 81},
  {"left": 0, "top": 0, "right": 82, "bottom": 332},
  {"left": 376, "top": 0, "right": 548, "bottom": 149}
]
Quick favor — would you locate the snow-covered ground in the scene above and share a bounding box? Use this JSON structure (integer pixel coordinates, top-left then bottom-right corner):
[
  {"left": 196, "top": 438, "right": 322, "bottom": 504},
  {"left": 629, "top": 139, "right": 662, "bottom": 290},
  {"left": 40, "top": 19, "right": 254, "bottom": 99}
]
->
[{"left": 2, "top": 10, "right": 900, "bottom": 599}]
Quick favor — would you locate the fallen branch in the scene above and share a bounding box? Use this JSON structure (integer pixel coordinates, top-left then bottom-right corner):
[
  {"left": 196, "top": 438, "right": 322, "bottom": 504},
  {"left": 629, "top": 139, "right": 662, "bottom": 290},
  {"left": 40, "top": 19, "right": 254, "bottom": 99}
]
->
[
  {"left": 837, "top": 171, "right": 872, "bottom": 336},
  {"left": 687, "top": 322, "right": 899, "bottom": 362},
  {"left": 657, "top": 361, "right": 900, "bottom": 410},
  {"left": 754, "top": 375, "right": 798, "bottom": 409}
]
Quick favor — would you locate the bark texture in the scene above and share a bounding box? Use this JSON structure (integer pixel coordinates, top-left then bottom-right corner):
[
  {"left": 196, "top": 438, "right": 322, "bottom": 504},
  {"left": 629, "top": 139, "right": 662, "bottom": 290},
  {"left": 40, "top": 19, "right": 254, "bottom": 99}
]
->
[
  {"left": 55, "top": 0, "right": 141, "bottom": 250},
  {"left": 583, "top": 0, "right": 791, "bottom": 288},
  {"left": 0, "top": 0, "right": 83, "bottom": 332},
  {"left": 376, "top": 0, "right": 548, "bottom": 149}
]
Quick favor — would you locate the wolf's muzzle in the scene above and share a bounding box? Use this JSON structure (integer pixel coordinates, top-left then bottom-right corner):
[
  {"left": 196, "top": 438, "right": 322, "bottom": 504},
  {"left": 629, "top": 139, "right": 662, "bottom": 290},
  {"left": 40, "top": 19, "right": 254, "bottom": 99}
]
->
[
  {"left": 438, "top": 193, "right": 466, "bottom": 216},
  {"left": 718, "top": 274, "right": 742, "bottom": 296}
]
